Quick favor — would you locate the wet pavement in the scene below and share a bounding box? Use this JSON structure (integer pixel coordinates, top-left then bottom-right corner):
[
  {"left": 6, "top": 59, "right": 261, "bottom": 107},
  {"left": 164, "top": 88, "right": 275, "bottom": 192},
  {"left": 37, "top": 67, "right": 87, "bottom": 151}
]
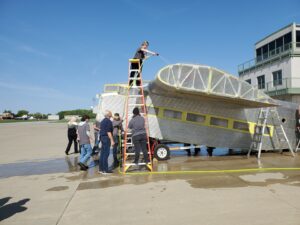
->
[
  {"left": 1, "top": 122, "right": 300, "bottom": 225},
  {"left": 1, "top": 150, "right": 299, "bottom": 179}
]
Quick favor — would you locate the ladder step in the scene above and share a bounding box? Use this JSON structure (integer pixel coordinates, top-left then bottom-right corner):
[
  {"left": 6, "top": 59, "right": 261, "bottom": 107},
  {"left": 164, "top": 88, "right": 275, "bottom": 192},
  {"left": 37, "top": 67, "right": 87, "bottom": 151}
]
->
[
  {"left": 124, "top": 143, "right": 133, "bottom": 146},
  {"left": 129, "top": 78, "right": 141, "bottom": 80},
  {"left": 130, "top": 86, "right": 142, "bottom": 89},
  {"left": 130, "top": 69, "right": 140, "bottom": 72},
  {"left": 128, "top": 113, "right": 146, "bottom": 117},
  {"left": 128, "top": 104, "right": 144, "bottom": 106},
  {"left": 128, "top": 95, "right": 143, "bottom": 98},
  {"left": 125, "top": 162, "right": 151, "bottom": 166}
]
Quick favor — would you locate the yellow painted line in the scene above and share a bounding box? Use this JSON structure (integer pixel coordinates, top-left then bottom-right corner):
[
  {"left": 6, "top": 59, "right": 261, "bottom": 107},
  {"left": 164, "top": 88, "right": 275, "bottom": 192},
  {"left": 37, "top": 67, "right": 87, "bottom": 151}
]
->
[{"left": 118, "top": 167, "right": 300, "bottom": 175}]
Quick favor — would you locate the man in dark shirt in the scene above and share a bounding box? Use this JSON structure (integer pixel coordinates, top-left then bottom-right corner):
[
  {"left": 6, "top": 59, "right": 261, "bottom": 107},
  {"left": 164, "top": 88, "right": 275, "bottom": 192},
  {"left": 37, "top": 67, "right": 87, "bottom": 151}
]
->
[
  {"left": 130, "top": 41, "right": 159, "bottom": 86},
  {"left": 99, "top": 110, "right": 115, "bottom": 174}
]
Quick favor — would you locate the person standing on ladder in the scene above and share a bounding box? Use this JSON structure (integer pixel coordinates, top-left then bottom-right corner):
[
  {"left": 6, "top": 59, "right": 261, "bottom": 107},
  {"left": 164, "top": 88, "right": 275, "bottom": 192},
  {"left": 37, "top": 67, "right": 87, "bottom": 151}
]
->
[
  {"left": 128, "top": 107, "right": 149, "bottom": 165},
  {"left": 130, "top": 41, "right": 159, "bottom": 86}
]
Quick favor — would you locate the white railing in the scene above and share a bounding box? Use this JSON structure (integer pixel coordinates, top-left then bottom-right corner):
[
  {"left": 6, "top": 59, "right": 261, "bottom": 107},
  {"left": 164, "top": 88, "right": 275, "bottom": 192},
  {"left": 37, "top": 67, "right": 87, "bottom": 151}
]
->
[{"left": 238, "top": 42, "right": 300, "bottom": 74}]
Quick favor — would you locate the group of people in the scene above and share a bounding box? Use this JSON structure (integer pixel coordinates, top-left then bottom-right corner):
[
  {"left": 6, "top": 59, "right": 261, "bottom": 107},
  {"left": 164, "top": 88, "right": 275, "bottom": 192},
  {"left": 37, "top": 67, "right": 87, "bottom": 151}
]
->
[
  {"left": 64, "top": 41, "right": 159, "bottom": 173},
  {"left": 64, "top": 107, "right": 149, "bottom": 174},
  {"left": 64, "top": 111, "right": 122, "bottom": 174}
]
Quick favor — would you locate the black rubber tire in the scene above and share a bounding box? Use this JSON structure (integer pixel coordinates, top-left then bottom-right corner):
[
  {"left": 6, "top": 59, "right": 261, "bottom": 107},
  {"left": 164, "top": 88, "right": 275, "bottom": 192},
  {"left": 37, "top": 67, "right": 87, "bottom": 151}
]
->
[{"left": 154, "top": 144, "right": 170, "bottom": 161}]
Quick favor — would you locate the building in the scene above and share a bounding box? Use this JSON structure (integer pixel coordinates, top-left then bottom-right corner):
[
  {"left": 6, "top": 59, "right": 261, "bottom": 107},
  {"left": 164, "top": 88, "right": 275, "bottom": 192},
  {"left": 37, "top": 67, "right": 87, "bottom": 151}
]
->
[
  {"left": 47, "top": 115, "right": 59, "bottom": 120},
  {"left": 64, "top": 115, "right": 81, "bottom": 121},
  {"left": 238, "top": 23, "right": 300, "bottom": 104},
  {"left": 1, "top": 112, "right": 14, "bottom": 120}
]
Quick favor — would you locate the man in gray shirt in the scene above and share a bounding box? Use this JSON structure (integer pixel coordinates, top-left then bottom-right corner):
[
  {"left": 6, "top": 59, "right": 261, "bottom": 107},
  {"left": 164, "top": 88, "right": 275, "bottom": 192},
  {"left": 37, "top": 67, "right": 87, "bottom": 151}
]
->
[
  {"left": 128, "top": 107, "right": 149, "bottom": 164},
  {"left": 77, "top": 115, "right": 93, "bottom": 171}
]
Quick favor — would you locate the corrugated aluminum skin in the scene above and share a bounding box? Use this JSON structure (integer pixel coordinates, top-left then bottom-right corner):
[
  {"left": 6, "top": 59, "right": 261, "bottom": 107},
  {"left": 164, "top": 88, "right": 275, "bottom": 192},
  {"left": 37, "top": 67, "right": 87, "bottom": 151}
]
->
[{"left": 96, "top": 64, "right": 298, "bottom": 150}]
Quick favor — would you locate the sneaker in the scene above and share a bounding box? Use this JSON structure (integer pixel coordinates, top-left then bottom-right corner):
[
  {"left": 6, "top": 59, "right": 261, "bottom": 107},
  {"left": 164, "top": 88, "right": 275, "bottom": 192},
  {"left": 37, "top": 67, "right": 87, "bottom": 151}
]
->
[
  {"left": 77, "top": 162, "right": 87, "bottom": 171},
  {"left": 106, "top": 171, "right": 113, "bottom": 174}
]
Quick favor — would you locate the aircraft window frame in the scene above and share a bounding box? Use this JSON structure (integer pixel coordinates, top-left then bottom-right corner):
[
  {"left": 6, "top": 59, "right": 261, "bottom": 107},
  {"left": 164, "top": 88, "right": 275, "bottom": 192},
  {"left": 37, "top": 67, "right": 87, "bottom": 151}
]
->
[
  {"left": 186, "top": 113, "right": 206, "bottom": 123},
  {"left": 254, "top": 125, "right": 271, "bottom": 135},
  {"left": 210, "top": 117, "right": 228, "bottom": 128},
  {"left": 163, "top": 109, "right": 183, "bottom": 120},
  {"left": 233, "top": 121, "right": 249, "bottom": 132}
]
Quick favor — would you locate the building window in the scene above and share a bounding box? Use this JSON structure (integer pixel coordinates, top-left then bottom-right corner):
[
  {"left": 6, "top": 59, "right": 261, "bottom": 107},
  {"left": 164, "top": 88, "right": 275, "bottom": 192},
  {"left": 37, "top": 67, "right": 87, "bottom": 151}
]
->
[
  {"left": 296, "top": 31, "right": 300, "bottom": 48},
  {"left": 210, "top": 117, "right": 228, "bottom": 128},
  {"left": 262, "top": 44, "right": 268, "bottom": 60},
  {"left": 163, "top": 109, "right": 182, "bottom": 120},
  {"left": 273, "top": 70, "right": 282, "bottom": 86},
  {"left": 257, "top": 75, "right": 265, "bottom": 89},
  {"left": 256, "top": 48, "right": 262, "bottom": 62},
  {"left": 233, "top": 121, "right": 249, "bottom": 132},
  {"left": 269, "top": 40, "right": 276, "bottom": 56},
  {"left": 283, "top": 32, "right": 292, "bottom": 50},
  {"left": 147, "top": 106, "right": 159, "bottom": 115},
  {"left": 245, "top": 79, "right": 251, "bottom": 84},
  {"left": 186, "top": 113, "right": 205, "bottom": 123},
  {"left": 276, "top": 37, "right": 283, "bottom": 53}
]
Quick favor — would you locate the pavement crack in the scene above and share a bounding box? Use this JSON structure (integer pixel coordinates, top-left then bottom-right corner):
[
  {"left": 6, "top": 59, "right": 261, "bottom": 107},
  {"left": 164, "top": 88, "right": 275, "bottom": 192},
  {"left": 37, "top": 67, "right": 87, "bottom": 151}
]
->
[{"left": 55, "top": 181, "right": 80, "bottom": 225}]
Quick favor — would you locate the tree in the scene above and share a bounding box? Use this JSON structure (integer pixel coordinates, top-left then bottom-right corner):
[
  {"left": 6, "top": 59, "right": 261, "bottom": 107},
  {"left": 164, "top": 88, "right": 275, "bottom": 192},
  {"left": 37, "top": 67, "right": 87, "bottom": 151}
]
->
[
  {"left": 57, "top": 109, "right": 96, "bottom": 120},
  {"left": 3, "top": 110, "right": 12, "bottom": 114},
  {"left": 16, "top": 110, "right": 29, "bottom": 117},
  {"left": 33, "top": 112, "right": 43, "bottom": 119}
]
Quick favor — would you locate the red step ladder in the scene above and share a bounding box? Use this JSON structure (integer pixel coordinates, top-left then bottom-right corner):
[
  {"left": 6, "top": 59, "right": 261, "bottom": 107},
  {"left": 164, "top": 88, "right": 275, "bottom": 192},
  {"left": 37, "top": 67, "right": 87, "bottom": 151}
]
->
[{"left": 122, "top": 58, "right": 153, "bottom": 173}]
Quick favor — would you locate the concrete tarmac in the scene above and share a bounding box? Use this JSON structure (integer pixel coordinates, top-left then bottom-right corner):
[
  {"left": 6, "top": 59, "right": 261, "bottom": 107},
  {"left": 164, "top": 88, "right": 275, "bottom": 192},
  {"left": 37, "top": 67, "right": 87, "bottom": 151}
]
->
[{"left": 0, "top": 121, "right": 300, "bottom": 225}]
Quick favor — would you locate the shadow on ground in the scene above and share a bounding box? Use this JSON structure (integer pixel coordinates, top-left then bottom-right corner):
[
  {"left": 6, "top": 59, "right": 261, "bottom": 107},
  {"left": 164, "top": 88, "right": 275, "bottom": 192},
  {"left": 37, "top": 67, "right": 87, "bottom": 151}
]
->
[{"left": 0, "top": 197, "right": 30, "bottom": 221}]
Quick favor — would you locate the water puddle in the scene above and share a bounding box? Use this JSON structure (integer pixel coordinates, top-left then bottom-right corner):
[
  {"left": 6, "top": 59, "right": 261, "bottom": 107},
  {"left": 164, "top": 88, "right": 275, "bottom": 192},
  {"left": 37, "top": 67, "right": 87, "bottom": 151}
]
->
[
  {"left": 46, "top": 186, "right": 69, "bottom": 191},
  {"left": 0, "top": 156, "right": 81, "bottom": 179}
]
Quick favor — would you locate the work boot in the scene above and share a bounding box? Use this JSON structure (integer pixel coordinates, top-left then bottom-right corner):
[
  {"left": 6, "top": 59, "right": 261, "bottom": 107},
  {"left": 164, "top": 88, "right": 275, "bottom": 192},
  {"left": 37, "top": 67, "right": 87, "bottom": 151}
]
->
[
  {"left": 207, "top": 147, "right": 214, "bottom": 157},
  {"left": 194, "top": 148, "right": 200, "bottom": 156},
  {"left": 186, "top": 149, "right": 191, "bottom": 156}
]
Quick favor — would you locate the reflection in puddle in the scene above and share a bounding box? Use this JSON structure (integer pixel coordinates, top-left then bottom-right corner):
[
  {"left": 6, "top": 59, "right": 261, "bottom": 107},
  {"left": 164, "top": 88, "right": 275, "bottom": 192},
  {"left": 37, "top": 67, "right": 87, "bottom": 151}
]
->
[{"left": 0, "top": 156, "right": 80, "bottom": 179}]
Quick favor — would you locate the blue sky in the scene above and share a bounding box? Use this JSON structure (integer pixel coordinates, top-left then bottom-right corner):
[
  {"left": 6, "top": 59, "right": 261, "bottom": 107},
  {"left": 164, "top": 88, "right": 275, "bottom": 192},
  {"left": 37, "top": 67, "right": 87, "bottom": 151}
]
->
[{"left": 0, "top": 0, "right": 299, "bottom": 114}]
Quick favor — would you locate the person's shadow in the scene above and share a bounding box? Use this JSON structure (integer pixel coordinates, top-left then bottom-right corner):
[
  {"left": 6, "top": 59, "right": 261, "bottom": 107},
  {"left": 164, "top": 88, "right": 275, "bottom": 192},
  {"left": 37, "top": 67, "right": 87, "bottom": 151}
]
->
[{"left": 0, "top": 197, "right": 30, "bottom": 221}]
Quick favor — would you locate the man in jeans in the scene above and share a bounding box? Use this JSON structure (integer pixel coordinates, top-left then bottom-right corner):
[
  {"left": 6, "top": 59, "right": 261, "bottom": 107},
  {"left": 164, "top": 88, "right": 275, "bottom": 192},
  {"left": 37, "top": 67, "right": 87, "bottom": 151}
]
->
[
  {"left": 77, "top": 115, "right": 93, "bottom": 171},
  {"left": 128, "top": 107, "right": 149, "bottom": 164},
  {"left": 99, "top": 110, "right": 115, "bottom": 174}
]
